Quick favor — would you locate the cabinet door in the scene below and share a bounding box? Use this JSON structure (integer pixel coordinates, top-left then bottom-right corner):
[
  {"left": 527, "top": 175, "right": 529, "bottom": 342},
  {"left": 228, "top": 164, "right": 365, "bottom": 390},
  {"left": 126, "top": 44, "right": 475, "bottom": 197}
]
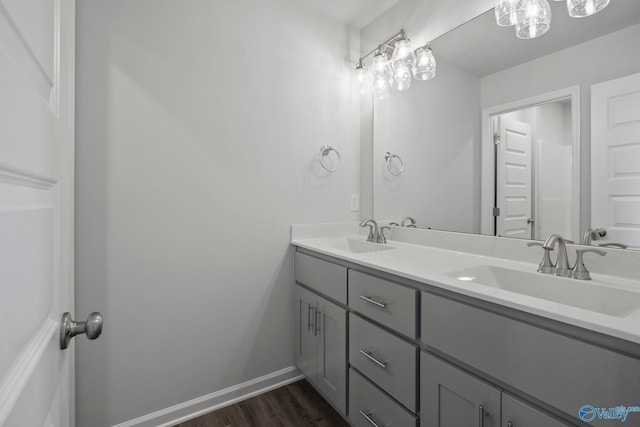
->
[
  {"left": 421, "top": 352, "right": 501, "bottom": 427},
  {"left": 294, "top": 284, "right": 317, "bottom": 382},
  {"left": 316, "top": 295, "right": 347, "bottom": 415},
  {"left": 502, "top": 393, "right": 575, "bottom": 427}
]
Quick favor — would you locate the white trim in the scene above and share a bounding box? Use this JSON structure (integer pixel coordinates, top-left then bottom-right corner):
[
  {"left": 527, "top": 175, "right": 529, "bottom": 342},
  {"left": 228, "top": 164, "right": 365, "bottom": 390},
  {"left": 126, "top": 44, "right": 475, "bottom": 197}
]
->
[
  {"left": 112, "top": 366, "right": 303, "bottom": 427},
  {"left": 481, "top": 86, "right": 581, "bottom": 241},
  {"left": 0, "top": 319, "right": 58, "bottom": 426}
]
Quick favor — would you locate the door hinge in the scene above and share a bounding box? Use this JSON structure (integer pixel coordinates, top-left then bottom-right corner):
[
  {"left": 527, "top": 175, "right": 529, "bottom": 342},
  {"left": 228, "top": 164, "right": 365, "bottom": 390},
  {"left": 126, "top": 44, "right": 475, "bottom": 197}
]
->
[
  {"left": 494, "top": 134, "right": 501, "bottom": 145},
  {"left": 493, "top": 207, "right": 500, "bottom": 217}
]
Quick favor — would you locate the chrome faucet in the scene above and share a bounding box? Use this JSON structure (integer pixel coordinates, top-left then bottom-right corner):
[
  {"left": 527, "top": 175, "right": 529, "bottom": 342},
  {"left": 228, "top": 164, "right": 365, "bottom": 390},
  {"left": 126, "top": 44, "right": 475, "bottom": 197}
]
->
[
  {"left": 582, "top": 228, "right": 607, "bottom": 245},
  {"left": 360, "top": 219, "right": 383, "bottom": 243},
  {"left": 401, "top": 216, "right": 417, "bottom": 228},
  {"left": 542, "top": 234, "right": 572, "bottom": 277}
]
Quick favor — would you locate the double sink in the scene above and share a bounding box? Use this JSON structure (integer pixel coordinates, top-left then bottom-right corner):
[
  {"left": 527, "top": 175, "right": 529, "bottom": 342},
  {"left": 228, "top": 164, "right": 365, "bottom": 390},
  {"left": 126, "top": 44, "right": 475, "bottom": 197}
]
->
[{"left": 320, "top": 236, "right": 640, "bottom": 319}]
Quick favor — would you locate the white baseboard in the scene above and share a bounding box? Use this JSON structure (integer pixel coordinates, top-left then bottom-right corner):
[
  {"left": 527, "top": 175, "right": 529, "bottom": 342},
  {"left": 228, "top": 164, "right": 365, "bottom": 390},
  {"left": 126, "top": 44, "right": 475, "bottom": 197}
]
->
[{"left": 112, "top": 366, "right": 303, "bottom": 427}]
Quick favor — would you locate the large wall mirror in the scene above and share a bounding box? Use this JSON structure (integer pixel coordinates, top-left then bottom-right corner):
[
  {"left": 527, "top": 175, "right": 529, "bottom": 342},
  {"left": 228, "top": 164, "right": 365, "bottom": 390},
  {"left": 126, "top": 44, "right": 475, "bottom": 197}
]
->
[{"left": 372, "top": 0, "right": 640, "bottom": 249}]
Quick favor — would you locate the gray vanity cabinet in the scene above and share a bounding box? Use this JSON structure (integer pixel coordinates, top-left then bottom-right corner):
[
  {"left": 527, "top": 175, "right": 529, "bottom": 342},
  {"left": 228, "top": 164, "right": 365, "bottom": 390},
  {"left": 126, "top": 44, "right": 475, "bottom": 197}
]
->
[
  {"left": 421, "top": 352, "right": 501, "bottom": 427},
  {"left": 294, "top": 250, "right": 348, "bottom": 414},
  {"left": 293, "top": 283, "right": 347, "bottom": 415}
]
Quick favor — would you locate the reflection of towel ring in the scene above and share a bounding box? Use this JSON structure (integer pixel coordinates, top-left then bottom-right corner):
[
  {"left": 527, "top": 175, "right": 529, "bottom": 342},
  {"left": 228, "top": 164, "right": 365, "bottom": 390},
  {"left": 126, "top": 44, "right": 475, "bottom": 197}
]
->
[
  {"left": 320, "top": 145, "right": 341, "bottom": 172},
  {"left": 385, "top": 152, "right": 404, "bottom": 176}
]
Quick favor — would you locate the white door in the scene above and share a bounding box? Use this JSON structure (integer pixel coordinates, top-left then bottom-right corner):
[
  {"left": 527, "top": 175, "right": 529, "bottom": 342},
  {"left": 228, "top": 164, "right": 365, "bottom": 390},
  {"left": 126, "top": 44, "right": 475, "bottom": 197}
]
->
[
  {"left": 0, "top": 1, "right": 76, "bottom": 426},
  {"left": 592, "top": 73, "right": 640, "bottom": 249},
  {"left": 496, "top": 117, "right": 533, "bottom": 239}
]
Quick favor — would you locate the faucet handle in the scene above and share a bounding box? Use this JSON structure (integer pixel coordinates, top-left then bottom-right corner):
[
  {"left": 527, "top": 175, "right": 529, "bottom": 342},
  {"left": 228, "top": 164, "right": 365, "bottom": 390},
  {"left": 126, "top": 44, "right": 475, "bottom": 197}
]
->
[
  {"left": 526, "top": 242, "right": 555, "bottom": 274},
  {"left": 573, "top": 248, "right": 606, "bottom": 280},
  {"left": 599, "top": 242, "right": 628, "bottom": 249},
  {"left": 380, "top": 226, "right": 391, "bottom": 244}
]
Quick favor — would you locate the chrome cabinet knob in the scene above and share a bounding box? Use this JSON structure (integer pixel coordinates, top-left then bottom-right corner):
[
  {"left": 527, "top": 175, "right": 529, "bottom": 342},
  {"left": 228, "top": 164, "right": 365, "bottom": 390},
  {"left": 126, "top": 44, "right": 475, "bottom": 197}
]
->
[{"left": 60, "top": 312, "right": 103, "bottom": 350}]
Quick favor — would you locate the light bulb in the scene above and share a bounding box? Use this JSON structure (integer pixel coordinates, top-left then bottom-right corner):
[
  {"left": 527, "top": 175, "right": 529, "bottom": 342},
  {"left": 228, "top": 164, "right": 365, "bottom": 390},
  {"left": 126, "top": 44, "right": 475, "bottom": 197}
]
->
[
  {"left": 515, "top": 0, "right": 551, "bottom": 39},
  {"left": 567, "top": 0, "right": 609, "bottom": 17},
  {"left": 412, "top": 46, "right": 436, "bottom": 81},
  {"left": 495, "top": 0, "right": 518, "bottom": 26}
]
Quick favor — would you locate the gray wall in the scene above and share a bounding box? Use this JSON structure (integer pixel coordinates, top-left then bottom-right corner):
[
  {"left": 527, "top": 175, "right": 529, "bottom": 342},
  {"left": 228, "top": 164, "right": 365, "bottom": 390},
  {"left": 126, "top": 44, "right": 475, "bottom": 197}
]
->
[{"left": 75, "top": 1, "right": 360, "bottom": 425}]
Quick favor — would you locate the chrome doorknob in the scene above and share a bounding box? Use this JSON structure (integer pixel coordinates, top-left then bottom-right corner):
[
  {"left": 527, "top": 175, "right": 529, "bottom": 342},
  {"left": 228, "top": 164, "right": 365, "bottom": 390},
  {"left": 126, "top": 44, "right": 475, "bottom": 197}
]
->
[{"left": 60, "top": 312, "right": 103, "bottom": 350}]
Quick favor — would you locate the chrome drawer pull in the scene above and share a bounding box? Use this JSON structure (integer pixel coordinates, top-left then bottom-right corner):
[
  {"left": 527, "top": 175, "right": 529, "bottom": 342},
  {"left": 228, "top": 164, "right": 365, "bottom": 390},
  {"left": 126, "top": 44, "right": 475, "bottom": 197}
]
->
[
  {"left": 315, "top": 310, "right": 321, "bottom": 336},
  {"left": 307, "top": 305, "right": 313, "bottom": 332},
  {"left": 359, "top": 410, "right": 381, "bottom": 427},
  {"left": 479, "top": 405, "right": 489, "bottom": 427},
  {"left": 359, "top": 295, "right": 387, "bottom": 308},
  {"left": 507, "top": 422, "right": 513, "bottom": 427},
  {"left": 360, "top": 349, "right": 388, "bottom": 368}
]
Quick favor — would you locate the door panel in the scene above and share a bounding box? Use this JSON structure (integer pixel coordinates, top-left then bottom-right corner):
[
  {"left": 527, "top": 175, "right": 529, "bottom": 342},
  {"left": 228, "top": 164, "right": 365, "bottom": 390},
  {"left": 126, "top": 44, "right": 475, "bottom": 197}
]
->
[
  {"left": 496, "top": 117, "right": 533, "bottom": 239},
  {"left": 316, "top": 296, "right": 346, "bottom": 415},
  {"left": 0, "top": 0, "right": 75, "bottom": 426},
  {"left": 294, "top": 285, "right": 317, "bottom": 382},
  {"left": 421, "top": 352, "right": 501, "bottom": 427},
  {"left": 592, "top": 73, "right": 640, "bottom": 249}
]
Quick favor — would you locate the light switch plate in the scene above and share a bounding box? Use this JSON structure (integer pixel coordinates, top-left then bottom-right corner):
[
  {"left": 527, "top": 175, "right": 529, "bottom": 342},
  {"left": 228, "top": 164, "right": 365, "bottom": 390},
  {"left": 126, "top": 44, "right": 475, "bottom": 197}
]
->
[{"left": 349, "top": 194, "right": 360, "bottom": 212}]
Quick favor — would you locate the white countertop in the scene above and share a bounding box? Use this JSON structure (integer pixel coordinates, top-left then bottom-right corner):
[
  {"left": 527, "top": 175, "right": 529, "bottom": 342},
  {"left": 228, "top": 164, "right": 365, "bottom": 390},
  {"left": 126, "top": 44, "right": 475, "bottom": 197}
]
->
[{"left": 291, "top": 224, "right": 640, "bottom": 345}]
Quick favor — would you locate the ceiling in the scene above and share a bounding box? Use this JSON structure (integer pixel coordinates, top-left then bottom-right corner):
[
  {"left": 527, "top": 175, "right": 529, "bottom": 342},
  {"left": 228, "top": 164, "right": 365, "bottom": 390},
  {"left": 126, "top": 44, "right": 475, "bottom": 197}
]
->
[{"left": 295, "top": 0, "right": 402, "bottom": 29}]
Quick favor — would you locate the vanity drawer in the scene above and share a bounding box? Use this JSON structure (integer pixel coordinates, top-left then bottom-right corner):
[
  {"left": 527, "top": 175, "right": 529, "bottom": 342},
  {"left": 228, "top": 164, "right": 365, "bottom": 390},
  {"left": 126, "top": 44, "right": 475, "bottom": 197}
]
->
[
  {"left": 295, "top": 251, "right": 347, "bottom": 304},
  {"left": 348, "top": 270, "right": 417, "bottom": 338},
  {"left": 349, "top": 368, "right": 417, "bottom": 427},
  {"left": 349, "top": 313, "right": 417, "bottom": 412},
  {"left": 422, "top": 292, "right": 640, "bottom": 425}
]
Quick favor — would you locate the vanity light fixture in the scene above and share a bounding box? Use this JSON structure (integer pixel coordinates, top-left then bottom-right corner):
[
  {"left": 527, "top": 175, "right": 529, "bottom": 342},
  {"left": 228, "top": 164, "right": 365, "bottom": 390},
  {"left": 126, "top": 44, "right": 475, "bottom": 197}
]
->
[
  {"left": 495, "top": 0, "right": 610, "bottom": 39},
  {"left": 566, "top": 0, "right": 610, "bottom": 18},
  {"left": 354, "top": 29, "right": 436, "bottom": 99}
]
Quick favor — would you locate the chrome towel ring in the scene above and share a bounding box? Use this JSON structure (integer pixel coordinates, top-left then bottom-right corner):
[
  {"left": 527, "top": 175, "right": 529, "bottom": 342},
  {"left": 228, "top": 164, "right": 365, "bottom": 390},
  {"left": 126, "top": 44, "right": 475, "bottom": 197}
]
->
[
  {"left": 385, "top": 152, "right": 404, "bottom": 176},
  {"left": 320, "top": 145, "right": 341, "bottom": 172}
]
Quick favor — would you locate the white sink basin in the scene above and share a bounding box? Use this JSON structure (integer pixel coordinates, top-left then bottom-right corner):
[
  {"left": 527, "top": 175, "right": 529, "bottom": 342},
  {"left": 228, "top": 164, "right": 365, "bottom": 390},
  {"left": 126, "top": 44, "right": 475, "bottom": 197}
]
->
[
  {"left": 323, "top": 237, "right": 396, "bottom": 254},
  {"left": 445, "top": 265, "right": 640, "bottom": 317}
]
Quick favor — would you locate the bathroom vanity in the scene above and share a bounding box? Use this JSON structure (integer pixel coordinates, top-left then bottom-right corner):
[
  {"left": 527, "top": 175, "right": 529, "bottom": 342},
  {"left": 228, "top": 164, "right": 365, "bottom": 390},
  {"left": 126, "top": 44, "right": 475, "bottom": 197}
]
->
[{"left": 291, "top": 224, "right": 640, "bottom": 427}]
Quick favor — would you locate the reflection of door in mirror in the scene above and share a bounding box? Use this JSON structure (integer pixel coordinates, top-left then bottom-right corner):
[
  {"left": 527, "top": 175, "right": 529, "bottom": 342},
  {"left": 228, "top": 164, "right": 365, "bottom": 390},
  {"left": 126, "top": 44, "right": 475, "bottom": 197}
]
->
[
  {"left": 495, "top": 116, "right": 532, "bottom": 239},
  {"left": 493, "top": 100, "right": 573, "bottom": 241},
  {"left": 591, "top": 72, "right": 640, "bottom": 249}
]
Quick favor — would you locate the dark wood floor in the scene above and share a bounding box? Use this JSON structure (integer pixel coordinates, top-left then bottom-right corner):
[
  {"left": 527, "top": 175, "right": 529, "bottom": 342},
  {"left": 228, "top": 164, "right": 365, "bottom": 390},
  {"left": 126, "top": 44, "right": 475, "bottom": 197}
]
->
[{"left": 173, "top": 380, "right": 350, "bottom": 427}]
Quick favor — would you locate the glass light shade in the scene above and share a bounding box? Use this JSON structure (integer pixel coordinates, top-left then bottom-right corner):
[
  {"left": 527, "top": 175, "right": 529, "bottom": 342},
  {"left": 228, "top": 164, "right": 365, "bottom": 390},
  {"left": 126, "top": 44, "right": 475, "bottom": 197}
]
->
[
  {"left": 515, "top": 0, "right": 551, "bottom": 39},
  {"left": 391, "top": 64, "right": 412, "bottom": 91},
  {"left": 372, "top": 51, "right": 390, "bottom": 75},
  {"left": 412, "top": 46, "right": 436, "bottom": 81},
  {"left": 391, "top": 38, "right": 416, "bottom": 69},
  {"left": 495, "top": 0, "right": 518, "bottom": 26},
  {"left": 372, "top": 51, "right": 391, "bottom": 100},
  {"left": 372, "top": 74, "right": 390, "bottom": 100},
  {"left": 355, "top": 61, "right": 367, "bottom": 84},
  {"left": 567, "top": 0, "right": 610, "bottom": 17}
]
